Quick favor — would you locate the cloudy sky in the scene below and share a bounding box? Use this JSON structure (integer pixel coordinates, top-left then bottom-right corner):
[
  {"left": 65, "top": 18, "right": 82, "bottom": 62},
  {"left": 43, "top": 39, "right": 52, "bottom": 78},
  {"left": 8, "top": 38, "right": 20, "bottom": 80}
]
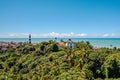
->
[{"left": 0, "top": 0, "right": 120, "bottom": 38}]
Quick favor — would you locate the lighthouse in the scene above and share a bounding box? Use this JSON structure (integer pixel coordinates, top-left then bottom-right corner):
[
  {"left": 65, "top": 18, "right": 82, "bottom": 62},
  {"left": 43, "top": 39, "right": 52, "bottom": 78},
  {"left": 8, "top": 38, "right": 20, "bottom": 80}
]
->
[{"left": 29, "top": 34, "right": 31, "bottom": 44}]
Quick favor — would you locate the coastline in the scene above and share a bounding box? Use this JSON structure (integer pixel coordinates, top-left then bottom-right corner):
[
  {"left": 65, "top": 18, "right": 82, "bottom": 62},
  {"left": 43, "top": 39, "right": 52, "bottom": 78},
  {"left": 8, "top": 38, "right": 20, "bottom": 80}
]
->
[{"left": 0, "top": 38, "right": 120, "bottom": 48}]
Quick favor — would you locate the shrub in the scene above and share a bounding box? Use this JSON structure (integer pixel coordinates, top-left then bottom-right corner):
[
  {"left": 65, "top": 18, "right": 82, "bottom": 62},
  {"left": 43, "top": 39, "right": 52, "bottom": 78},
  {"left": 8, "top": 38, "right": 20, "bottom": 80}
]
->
[{"left": 19, "top": 68, "right": 29, "bottom": 74}]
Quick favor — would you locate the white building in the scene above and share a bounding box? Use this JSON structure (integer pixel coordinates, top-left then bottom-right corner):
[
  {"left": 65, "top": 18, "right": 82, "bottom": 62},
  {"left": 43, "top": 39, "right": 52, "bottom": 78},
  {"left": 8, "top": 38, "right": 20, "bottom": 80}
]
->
[{"left": 65, "top": 39, "right": 74, "bottom": 48}]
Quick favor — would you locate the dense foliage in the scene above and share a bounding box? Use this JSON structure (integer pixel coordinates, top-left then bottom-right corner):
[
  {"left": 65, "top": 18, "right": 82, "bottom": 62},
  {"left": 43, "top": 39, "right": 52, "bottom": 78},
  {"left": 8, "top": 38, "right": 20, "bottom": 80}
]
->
[{"left": 0, "top": 40, "right": 120, "bottom": 80}]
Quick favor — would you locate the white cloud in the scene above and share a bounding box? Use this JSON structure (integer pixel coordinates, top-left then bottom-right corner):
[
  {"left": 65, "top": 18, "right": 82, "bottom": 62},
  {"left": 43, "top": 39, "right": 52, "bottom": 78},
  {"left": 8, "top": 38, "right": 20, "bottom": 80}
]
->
[
  {"left": 0, "top": 32, "right": 120, "bottom": 38},
  {"left": 0, "top": 32, "right": 88, "bottom": 38},
  {"left": 102, "top": 34, "right": 109, "bottom": 37},
  {"left": 102, "top": 33, "right": 120, "bottom": 37},
  {"left": 9, "top": 34, "right": 16, "bottom": 37},
  {"left": 75, "top": 33, "right": 88, "bottom": 37}
]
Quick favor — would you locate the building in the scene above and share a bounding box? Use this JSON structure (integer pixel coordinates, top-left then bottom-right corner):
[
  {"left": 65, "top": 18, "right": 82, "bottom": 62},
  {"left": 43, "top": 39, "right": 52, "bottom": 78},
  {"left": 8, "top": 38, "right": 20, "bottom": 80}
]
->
[
  {"left": 65, "top": 39, "right": 74, "bottom": 48},
  {"left": 58, "top": 42, "right": 65, "bottom": 46},
  {"left": 58, "top": 39, "right": 74, "bottom": 48}
]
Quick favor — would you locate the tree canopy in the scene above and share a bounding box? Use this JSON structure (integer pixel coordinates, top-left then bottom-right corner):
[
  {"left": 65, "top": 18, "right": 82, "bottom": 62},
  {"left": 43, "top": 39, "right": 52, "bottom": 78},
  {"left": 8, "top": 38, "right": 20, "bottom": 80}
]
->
[{"left": 0, "top": 41, "right": 120, "bottom": 80}]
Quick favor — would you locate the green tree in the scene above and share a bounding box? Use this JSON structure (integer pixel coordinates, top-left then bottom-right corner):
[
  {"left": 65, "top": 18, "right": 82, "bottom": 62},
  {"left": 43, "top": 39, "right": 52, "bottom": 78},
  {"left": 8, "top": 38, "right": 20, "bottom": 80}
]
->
[{"left": 102, "top": 53, "right": 120, "bottom": 78}]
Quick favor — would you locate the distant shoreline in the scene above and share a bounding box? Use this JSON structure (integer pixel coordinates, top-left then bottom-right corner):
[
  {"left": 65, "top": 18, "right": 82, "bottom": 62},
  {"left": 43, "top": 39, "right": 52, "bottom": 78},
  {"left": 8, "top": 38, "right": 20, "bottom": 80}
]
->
[
  {"left": 0, "top": 38, "right": 120, "bottom": 48},
  {"left": 0, "top": 37, "right": 120, "bottom": 38}
]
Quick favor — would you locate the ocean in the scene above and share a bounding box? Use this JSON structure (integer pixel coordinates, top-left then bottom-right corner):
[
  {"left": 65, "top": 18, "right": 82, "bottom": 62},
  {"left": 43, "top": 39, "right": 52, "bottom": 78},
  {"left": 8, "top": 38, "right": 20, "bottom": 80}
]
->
[{"left": 0, "top": 38, "right": 120, "bottom": 48}]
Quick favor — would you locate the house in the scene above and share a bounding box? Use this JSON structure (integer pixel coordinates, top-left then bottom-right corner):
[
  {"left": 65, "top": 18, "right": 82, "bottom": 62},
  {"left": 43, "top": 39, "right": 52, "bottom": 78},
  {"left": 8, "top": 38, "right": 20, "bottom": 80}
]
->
[
  {"left": 65, "top": 39, "right": 74, "bottom": 48},
  {"left": 58, "top": 39, "right": 74, "bottom": 48},
  {"left": 58, "top": 42, "right": 65, "bottom": 46},
  {"left": 1, "top": 47, "right": 7, "bottom": 51}
]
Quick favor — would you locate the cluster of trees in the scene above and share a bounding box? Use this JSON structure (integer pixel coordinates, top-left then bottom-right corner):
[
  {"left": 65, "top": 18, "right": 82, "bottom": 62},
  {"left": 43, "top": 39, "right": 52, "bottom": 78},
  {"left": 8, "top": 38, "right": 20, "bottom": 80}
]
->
[{"left": 0, "top": 40, "right": 120, "bottom": 80}]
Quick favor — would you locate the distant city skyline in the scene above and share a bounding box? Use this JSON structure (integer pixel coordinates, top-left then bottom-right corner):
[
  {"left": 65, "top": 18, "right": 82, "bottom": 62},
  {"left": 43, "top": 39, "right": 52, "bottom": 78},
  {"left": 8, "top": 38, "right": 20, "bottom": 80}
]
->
[{"left": 0, "top": 0, "right": 120, "bottom": 38}]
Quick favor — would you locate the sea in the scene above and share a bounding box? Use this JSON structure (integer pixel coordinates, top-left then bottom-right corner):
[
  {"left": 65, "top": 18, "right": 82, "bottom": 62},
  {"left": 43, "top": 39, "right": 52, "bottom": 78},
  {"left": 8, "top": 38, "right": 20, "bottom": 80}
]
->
[{"left": 0, "top": 38, "right": 120, "bottom": 48}]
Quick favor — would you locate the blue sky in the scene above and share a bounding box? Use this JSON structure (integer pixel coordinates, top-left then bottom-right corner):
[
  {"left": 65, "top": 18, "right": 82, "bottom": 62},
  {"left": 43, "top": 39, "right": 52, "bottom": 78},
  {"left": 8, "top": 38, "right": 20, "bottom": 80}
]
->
[{"left": 0, "top": 0, "right": 120, "bottom": 38}]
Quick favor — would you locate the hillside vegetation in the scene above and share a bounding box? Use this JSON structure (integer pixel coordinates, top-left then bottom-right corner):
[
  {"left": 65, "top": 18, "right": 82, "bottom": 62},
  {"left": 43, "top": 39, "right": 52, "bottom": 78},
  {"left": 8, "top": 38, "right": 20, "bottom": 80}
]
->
[{"left": 0, "top": 40, "right": 120, "bottom": 80}]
